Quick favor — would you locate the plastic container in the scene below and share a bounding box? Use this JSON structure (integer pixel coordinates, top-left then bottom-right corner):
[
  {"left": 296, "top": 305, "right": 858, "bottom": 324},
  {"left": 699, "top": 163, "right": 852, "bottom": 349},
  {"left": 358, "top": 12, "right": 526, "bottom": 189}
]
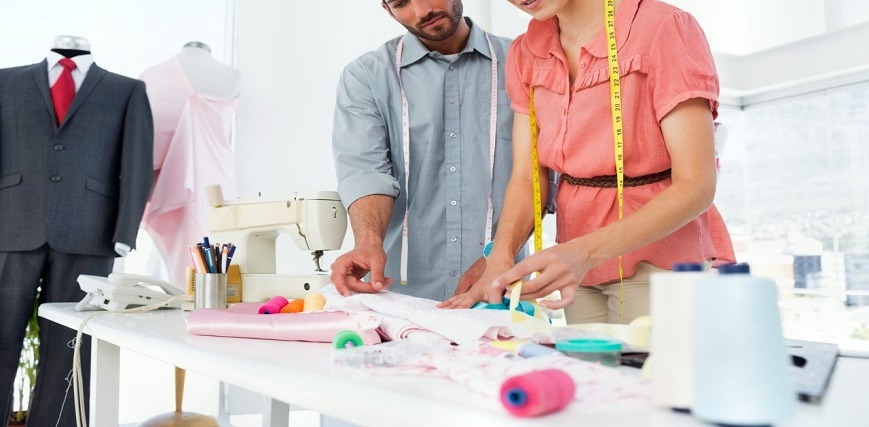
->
[{"left": 554, "top": 338, "right": 622, "bottom": 367}]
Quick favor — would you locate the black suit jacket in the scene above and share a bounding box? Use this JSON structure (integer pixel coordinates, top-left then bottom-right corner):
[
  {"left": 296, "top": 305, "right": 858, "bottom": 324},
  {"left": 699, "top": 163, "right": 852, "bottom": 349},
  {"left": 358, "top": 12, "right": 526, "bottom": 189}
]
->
[{"left": 0, "top": 60, "right": 154, "bottom": 256}]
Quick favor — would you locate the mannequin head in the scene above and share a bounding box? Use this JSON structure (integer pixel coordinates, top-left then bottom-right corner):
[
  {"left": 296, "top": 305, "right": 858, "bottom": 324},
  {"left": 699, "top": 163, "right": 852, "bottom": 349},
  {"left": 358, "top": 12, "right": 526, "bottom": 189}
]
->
[
  {"left": 51, "top": 35, "right": 91, "bottom": 58},
  {"left": 53, "top": 35, "right": 91, "bottom": 51},
  {"left": 183, "top": 41, "right": 211, "bottom": 53}
]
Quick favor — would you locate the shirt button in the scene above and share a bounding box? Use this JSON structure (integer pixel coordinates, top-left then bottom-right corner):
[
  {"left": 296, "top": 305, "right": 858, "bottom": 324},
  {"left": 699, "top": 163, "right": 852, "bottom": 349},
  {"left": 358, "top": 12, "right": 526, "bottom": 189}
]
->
[
  {"left": 53, "top": 145, "right": 64, "bottom": 151},
  {"left": 580, "top": 62, "right": 586, "bottom": 68},
  {"left": 448, "top": 65, "right": 455, "bottom": 70},
  {"left": 450, "top": 200, "right": 457, "bottom": 206},
  {"left": 449, "top": 270, "right": 457, "bottom": 277},
  {"left": 449, "top": 166, "right": 457, "bottom": 172},
  {"left": 449, "top": 98, "right": 456, "bottom": 104},
  {"left": 450, "top": 236, "right": 458, "bottom": 242},
  {"left": 449, "top": 132, "right": 457, "bottom": 138},
  {"left": 50, "top": 175, "right": 61, "bottom": 183}
]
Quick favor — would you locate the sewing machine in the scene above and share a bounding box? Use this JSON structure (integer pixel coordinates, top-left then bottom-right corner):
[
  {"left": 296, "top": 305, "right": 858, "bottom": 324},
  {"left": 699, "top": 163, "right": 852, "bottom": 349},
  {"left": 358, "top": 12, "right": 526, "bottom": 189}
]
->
[{"left": 206, "top": 185, "right": 347, "bottom": 302}]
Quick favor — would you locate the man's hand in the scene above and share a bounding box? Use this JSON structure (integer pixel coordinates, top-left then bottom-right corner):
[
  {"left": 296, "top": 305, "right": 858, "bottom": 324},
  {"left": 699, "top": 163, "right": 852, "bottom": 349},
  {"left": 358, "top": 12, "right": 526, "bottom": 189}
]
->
[
  {"left": 438, "top": 256, "right": 513, "bottom": 309},
  {"left": 330, "top": 245, "right": 394, "bottom": 296},
  {"left": 453, "top": 256, "right": 487, "bottom": 296}
]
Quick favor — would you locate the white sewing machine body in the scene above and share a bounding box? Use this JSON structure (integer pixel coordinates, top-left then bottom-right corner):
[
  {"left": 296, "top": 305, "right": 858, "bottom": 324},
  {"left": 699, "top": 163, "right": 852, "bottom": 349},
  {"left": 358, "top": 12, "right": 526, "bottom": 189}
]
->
[{"left": 207, "top": 188, "right": 347, "bottom": 302}]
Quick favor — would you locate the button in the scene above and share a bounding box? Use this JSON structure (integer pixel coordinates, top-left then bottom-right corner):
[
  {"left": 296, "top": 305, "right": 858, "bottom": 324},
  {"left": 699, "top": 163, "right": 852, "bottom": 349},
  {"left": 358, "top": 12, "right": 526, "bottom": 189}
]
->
[
  {"left": 580, "top": 62, "right": 585, "bottom": 68},
  {"left": 448, "top": 65, "right": 455, "bottom": 70},
  {"left": 449, "top": 166, "right": 457, "bottom": 172},
  {"left": 450, "top": 236, "right": 458, "bottom": 242},
  {"left": 449, "top": 98, "right": 456, "bottom": 104},
  {"left": 50, "top": 176, "right": 61, "bottom": 183},
  {"left": 450, "top": 200, "right": 457, "bottom": 206},
  {"left": 563, "top": 110, "right": 568, "bottom": 116},
  {"left": 449, "top": 132, "right": 457, "bottom": 138},
  {"left": 53, "top": 145, "right": 64, "bottom": 151},
  {"left": 449, "top": 270, "right": 457, "bottom": 277}
]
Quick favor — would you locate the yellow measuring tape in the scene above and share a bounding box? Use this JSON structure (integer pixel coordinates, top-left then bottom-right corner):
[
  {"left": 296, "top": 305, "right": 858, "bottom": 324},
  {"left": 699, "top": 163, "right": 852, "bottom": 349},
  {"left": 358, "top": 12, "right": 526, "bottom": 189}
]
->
[
  {"left": 529, "top": 88, "right": 543, "bottom": 255},
  {"left": 606, "top": 0, "right": 626, "bottom": 321}
]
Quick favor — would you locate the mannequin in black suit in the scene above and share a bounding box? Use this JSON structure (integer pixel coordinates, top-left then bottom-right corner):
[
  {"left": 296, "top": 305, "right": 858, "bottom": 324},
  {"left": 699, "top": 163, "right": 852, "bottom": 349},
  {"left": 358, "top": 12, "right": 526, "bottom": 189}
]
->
[{"left": 0, "top": 35, "right": 153, "bottom": 426}]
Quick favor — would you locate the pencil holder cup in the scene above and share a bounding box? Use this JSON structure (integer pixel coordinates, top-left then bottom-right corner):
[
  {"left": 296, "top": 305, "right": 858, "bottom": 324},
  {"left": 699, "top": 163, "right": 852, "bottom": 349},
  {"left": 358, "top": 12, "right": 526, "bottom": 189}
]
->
[{"left": 194, "top": 273, "right": 227, "bottom": 309}]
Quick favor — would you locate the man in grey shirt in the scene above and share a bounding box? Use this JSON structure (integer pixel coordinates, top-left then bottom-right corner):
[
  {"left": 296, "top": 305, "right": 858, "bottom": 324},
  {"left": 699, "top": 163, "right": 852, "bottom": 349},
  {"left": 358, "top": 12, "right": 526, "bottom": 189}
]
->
[{"left": 331, "top": 0, "right": 519, "bottom": 301}]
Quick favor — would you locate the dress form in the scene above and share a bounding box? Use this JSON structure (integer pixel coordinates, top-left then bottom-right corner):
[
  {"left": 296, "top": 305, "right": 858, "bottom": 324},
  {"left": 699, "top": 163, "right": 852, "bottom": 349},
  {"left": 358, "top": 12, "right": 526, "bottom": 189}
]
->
[{"left": 177, "top": 41, "right": 242, "bottom": 98}]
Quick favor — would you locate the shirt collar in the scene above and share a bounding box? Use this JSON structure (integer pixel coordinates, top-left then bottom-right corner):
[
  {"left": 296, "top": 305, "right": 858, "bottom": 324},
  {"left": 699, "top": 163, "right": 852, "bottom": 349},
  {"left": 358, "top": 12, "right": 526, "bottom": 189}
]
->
[
  {"left": 525, "top": 0, "right": 641, "bottom": 59},
  {"left": 399, "top": 17, "right": 492, "bottom": 68},
  {"left": 46, "top": 50, "right": 95, "bottom": 75}
]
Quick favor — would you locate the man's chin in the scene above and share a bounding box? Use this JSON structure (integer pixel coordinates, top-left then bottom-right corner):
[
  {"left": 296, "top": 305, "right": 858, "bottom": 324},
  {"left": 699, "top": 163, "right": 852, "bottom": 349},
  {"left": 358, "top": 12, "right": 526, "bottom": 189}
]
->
[{"left": 416, "top": 28, "right": 453, "bottom": 42}]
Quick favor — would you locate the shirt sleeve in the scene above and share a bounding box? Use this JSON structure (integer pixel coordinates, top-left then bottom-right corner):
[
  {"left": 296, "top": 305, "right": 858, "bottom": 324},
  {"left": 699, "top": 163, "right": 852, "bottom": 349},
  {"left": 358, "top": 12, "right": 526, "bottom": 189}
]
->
[
  {"left": 332, "top": 60, "right": 400, "bottom": 210},
  {"left": 648, "top": 10, "right": 720, "bottom": 122},
  {"left": 506, "top": 35, "right": 531, "bottom": 115}
]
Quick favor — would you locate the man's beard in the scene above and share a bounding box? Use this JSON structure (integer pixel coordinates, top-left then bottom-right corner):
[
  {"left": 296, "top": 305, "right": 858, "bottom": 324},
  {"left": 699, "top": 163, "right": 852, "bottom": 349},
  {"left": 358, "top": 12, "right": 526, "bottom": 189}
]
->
[{"left": 404, "top": 1, "right": 463, "bottom": 42}]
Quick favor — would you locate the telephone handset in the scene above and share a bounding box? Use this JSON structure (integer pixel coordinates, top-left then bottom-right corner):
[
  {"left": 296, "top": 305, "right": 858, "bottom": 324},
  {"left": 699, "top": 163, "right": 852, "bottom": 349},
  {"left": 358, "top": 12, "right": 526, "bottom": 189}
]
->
[{"left": 76, "top": 273, "right": 186, "bottom": 311}]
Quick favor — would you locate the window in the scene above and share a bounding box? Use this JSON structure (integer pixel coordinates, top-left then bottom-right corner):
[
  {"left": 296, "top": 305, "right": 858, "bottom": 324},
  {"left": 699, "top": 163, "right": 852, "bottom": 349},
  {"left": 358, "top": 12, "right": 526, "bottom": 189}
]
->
[{"left": 714, "top": 84, "right": 869, "bottom": 347}]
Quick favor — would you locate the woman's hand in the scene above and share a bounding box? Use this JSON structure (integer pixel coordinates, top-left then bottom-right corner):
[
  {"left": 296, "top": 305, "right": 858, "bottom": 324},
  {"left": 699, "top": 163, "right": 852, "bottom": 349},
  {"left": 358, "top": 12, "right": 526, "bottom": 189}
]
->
[
  {"left": 492, "top": 241, "right": 595, "bottom": 310},
  {"left": 438, "top": 256, "right": 514, "bottom": 309}
]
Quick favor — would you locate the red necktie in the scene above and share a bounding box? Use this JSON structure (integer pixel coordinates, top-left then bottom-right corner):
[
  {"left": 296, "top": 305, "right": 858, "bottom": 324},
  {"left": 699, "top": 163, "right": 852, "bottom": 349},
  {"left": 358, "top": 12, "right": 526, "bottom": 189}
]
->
[{"left": 50, "top": 58, "right": 77, "bottom": 125}]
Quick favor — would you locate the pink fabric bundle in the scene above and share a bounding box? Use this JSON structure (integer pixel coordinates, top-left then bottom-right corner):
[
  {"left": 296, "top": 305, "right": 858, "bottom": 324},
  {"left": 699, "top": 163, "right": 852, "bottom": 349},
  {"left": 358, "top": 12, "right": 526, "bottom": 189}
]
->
[{"left": 186, "top": 302, "right": 381, "bottom": 344}]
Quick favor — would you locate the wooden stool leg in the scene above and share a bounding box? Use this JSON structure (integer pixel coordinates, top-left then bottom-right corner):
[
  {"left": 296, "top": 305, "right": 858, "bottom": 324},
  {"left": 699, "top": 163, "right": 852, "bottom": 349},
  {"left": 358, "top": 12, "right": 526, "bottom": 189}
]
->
[{"left": 175, "top": 367, "right": 186, "bottom": 412}]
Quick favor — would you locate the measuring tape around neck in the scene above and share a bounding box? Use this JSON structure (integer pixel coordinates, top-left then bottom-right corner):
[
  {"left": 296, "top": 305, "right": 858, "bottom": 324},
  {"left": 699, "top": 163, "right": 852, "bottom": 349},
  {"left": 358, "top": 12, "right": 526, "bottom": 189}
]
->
[
  {"left": 395, "top": 34, "right": 499, "bottom": 284},
  {"left": 606, "top": 0, "right": 626, "bottom": 321}
]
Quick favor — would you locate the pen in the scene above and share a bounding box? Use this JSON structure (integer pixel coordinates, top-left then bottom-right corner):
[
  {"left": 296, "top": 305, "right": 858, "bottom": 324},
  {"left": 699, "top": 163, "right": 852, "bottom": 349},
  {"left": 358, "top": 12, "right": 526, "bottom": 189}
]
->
[
  {"left": 203, "top": 244, "right": 215, "bottom": 273},
  {"left": 226, "top": 244, "right": 236, "bottom": 271},
  {"left": 188, "top": 245, "right": 206, "bottom": 274},
  {"left": 221, "top": 245, "right": 229, "bottom": 274}
]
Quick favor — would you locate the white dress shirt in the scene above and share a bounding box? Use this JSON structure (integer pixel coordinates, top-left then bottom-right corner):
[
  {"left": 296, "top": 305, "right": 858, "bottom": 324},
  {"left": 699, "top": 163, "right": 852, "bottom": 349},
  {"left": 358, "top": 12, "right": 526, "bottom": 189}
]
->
[{"left": 46, "top": 51, "right": 94, "bottom": 91}]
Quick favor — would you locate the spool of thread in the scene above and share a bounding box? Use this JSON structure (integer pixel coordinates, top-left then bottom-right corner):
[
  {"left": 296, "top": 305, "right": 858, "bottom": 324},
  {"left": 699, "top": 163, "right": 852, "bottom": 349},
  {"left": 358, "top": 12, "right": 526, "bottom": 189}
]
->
[
  {"left": 649, "top": 262, "right": 707, "bottom": 410},
  {"left": 204, "top": 184, "right": 225, "bottom": 207},
  {"left": 258, "top": 296, "right": 289, "bottom": 314},
  {"left": 499, "top": 369, "right": 575, "bottom": 417},
  {"left": 303, "top": 292, "right": 326, "bottom": 312},
  {"left": 692, "top": 263, "right": 795, "bottom": 425},
  {"left": 280, "top": 299, "right": 305, "bottom": 314}
]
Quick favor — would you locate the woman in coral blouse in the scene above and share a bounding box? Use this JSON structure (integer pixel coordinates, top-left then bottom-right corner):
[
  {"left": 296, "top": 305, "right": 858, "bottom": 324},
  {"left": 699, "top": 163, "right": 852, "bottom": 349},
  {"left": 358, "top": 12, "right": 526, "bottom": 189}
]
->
[{"left": 440, "top": 0, "right": 734, "bottom": 324}]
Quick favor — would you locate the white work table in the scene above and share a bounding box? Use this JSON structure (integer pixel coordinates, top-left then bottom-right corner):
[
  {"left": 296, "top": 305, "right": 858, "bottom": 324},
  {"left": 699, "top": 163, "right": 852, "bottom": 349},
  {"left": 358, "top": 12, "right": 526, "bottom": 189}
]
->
[{"left": 40, "top": 303, "right": 869, "bottom": 427}]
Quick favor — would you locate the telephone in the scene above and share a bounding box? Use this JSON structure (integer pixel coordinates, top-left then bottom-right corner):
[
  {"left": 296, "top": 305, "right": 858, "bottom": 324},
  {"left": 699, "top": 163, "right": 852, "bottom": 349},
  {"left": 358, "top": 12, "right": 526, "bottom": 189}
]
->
[{"left": 76, "top": 273, "right": 186, "bottom": 311}]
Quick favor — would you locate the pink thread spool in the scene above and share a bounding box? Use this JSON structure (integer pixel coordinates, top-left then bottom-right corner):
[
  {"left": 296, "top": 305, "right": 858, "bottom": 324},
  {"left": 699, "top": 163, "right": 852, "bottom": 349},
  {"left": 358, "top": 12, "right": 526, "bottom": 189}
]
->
[
  {"left": 258, "top": 296, "right": 289, "bottom": 314},
  {"left": 500, "top": 369, "right": 575, "bottom": 417}
]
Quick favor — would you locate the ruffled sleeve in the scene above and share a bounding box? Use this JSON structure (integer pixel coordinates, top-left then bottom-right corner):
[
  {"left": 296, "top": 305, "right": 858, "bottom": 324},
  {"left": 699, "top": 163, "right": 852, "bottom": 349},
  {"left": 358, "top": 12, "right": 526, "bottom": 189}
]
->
[
  {"left": 648, "top": 10, "right": 719, "bottom": 122},
  {"left": 506, "top": 34, "right": 532, "bottom": 115}
]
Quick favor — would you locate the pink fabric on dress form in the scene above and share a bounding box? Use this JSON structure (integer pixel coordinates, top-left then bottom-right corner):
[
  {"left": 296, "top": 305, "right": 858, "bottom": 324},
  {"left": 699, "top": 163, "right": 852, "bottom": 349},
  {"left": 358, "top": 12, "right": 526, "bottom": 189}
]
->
[
  {"left": 186, "top": 303, "right": 381, "bottom": 344},
  {"left": 140, "top": 56, "right": 239, "bottom": 287}
]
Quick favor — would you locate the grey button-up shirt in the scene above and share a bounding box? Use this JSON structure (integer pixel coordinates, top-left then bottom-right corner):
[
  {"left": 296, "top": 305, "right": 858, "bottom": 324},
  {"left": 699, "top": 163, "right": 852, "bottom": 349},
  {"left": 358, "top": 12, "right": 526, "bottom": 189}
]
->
[{"left": 332, "top": 19, "right": 522, "bottom": 301}]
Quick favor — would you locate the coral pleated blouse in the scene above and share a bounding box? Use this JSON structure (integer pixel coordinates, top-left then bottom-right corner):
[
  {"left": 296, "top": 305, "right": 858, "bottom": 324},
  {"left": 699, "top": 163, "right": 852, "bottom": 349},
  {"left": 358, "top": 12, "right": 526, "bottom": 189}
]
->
[{"left": 506, "top": 0, "right": 735, "bottom": 285}]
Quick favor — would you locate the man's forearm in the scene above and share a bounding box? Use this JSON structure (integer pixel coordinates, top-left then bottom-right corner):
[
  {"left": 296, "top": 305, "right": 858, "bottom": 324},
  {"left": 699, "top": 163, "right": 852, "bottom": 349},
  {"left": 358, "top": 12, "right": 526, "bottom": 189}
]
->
[{"left": 348, "top": 194, "right": 395, "bottom": 247}]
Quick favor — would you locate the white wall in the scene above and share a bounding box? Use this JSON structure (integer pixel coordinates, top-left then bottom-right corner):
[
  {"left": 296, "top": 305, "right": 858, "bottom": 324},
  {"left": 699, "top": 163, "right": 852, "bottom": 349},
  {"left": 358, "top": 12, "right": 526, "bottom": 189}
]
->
[
  {"left": 0, "top": 0, "right": 230, "bottom": 74},
  {"left": 232, "top": 0, "right": 504, "bottom": 273}
]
